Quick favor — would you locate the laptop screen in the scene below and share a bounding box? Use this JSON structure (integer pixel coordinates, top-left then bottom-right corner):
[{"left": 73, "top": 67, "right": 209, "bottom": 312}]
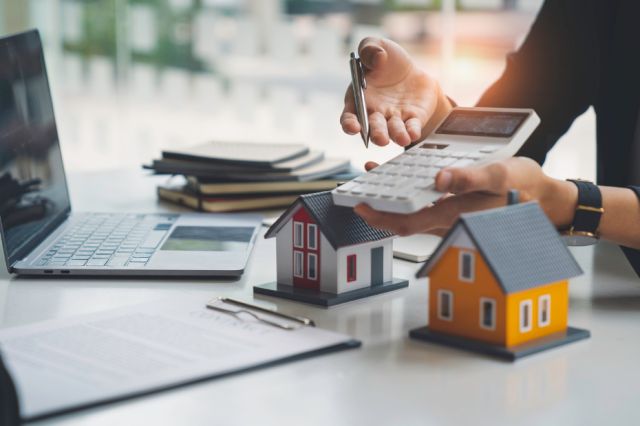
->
[{"left": 0, "top": 30, "right": 70, "bottom": 266}]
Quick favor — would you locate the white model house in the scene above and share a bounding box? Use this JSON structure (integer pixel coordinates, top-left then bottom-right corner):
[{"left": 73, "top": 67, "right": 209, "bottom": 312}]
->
[{"left": 264, "top": 191, "right": 395, "bottom": 294}]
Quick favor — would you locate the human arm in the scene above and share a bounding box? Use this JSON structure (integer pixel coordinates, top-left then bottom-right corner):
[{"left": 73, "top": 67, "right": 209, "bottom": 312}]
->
[{"left": 354, "top": 158, "right": 640, "bottom": 250}]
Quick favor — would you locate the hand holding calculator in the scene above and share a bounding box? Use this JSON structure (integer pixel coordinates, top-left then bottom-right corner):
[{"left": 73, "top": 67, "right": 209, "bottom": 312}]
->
[{"left": 332, "top": 107, "right": 541, "bottom": 214}]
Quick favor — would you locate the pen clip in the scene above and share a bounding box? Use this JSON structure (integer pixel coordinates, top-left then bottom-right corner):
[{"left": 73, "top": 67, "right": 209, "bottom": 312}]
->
[{"left": 356, "top": 57, "right": 366, "bottom": 90}]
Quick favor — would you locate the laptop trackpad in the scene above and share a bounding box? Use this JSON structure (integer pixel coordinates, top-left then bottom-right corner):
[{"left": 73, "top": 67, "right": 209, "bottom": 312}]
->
[{"left": 146, "top": 218, "right": 259, "bottom": 272}]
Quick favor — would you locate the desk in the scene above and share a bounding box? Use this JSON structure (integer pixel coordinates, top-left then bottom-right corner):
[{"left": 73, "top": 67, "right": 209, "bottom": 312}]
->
[{"left": 1, "top": 169, "right": 639, "bottom": 426}]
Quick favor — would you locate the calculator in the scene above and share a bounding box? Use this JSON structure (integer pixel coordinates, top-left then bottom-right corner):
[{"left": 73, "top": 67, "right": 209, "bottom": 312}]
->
[{"left": 332, "top": 107, "right": 541, "bottom": 214}]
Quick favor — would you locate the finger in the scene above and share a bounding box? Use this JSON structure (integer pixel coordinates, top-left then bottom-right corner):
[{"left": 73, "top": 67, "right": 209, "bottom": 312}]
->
[
  {"left": 354, "top": 204, "right": 431, "bottom": 236},
  {"left": 404, "top": 117, "right": 423, "bottom": 142},
  {"left": 420, "top": 192, "right": 505, "bottom": 229},
  {"left": 340, "top": 111, "right": 360, "bottom": 135},
  {"left": 340, "top": 88, "right": 360, "bottom": 135},
  {"left": 387, "top": 115, "right": 411, "bottom": 146},
  {"left": 364, "top": 161, "right": 379, "bottom": 171},
  {"left": 358, "top": 38, "right": 412, "bottom": 85},
  {"left": 368, "top": 112, "right": 390, "bottom": 146},
  {"left": 357, "top": 37, "right": 386, "bottom": 71},
  {"left": 435, "top": 162, "right": 509, "bottom": 195}
]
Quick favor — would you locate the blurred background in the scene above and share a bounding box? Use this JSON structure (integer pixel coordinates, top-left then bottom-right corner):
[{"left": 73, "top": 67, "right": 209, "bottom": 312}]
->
[{"left": 0, "top": 0, "right": 594, "bottom": 179}]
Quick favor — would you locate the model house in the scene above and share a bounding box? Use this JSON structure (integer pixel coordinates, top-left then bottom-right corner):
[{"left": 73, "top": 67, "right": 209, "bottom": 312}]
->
[
  {"left": 411, "top": 201, "right": 588, "bottom": 359},
  {"left": 256, "top": 191, "right": 407, "bottom": 306}
]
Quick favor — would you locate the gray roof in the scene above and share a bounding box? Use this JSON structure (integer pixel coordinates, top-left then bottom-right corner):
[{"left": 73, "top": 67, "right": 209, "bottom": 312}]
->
[
  {"left": 416, "top": 202, "right": 582, "bottom": 293},
  {"left": 264, "top": 191, "right": 393, "bottom": 248}
]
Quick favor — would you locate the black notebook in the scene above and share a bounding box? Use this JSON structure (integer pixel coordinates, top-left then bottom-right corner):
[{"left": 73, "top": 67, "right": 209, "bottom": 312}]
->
[{"left": 162, "top": 141, "right": 309, "bottom": 167}]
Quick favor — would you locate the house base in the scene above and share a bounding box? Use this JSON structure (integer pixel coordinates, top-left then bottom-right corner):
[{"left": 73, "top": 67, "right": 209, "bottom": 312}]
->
[
  {"left": 254, "top": 278, "right": 409, "bottom": 307},
  {"left": 409, "top": 326, "right": 590, "bottom": 361}
]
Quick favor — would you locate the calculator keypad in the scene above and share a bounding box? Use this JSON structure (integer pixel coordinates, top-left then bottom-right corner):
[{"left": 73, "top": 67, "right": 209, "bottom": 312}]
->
[{"left": 332, "top": 143, "right": 492, "bottom": 213}]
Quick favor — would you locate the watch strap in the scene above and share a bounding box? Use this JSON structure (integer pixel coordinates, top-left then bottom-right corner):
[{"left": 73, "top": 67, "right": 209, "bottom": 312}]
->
[{"left": 567, "top": 179, "right": 603, "bottom": 235}]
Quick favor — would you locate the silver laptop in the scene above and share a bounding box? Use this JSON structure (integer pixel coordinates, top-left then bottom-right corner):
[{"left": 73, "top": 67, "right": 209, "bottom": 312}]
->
[{"left": 0, "top": 30, "right": 261, "bottom": 277}]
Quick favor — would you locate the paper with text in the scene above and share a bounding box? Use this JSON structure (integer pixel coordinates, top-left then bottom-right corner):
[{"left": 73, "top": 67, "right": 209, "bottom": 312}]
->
[{"left": 0, "top": 296, "right": 357, "bottom": 420}]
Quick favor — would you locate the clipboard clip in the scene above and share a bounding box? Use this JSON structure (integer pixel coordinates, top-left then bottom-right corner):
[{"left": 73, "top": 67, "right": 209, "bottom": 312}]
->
[{"left": 206, "top": 297, "right": 315, "bottom": 331}]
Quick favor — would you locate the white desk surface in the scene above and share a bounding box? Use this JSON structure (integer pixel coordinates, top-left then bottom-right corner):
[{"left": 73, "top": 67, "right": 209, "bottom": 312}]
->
[{"left": 1, "top": 169, "right": 639, "bottom": 426}]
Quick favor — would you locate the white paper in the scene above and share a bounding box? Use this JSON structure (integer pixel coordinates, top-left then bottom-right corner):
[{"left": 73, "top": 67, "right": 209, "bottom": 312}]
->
[{"left": 0, "top": 296, "right": 355, "bottom": 420}]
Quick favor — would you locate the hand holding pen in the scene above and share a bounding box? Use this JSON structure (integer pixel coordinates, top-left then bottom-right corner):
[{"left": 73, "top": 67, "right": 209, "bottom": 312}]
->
[{"left": 340, "top": 37, "right": 452, "bottom": 148}]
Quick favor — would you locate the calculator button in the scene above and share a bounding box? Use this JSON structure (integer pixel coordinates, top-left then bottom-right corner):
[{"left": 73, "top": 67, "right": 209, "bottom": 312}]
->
[
  {"left": 450, "top": 159, "right": 475, "bottom": 168},
  {"left": 435, "top": 157, "right": 456, "bottom": 167},
  {"left": 414, "top": 178, "right": 435, "bottom": 190},
  {"left": 465, "top": 152, "right": 484, "bottom": 160},
  {"left": 479, "top": 145, "right": 500, "bottom": 153},
  {"left": 448, "top": 151, "right": 466, "bottom": 158}
]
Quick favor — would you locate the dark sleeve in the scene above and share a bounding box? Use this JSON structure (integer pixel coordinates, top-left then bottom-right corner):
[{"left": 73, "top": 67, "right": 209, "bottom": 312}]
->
[
  {"left": 0, "top": 354, "right": 20, "bottom": 426},
  {"left": 620, "top": 187, "right": 640, "bottom": 277},
  {"left": 476, "top": 0, "right": 598, "bottom": 164}
]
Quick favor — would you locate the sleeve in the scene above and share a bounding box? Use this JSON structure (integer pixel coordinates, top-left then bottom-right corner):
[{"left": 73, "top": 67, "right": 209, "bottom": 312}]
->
[
  {"left": 475, "top": 0, "right": 597, "bottom": 164},
  {"left": 620, "top": 186, "right": 640, "bottom": 277}
]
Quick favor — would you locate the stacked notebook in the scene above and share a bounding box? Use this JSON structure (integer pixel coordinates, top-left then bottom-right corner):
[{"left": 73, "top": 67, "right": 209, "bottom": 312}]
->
[{"left": 145, "top": 142, "right": 356, "bottom": 212}]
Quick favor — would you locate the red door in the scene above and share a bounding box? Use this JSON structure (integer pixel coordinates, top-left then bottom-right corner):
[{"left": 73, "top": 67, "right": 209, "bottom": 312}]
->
[{"left": 291, "top": 207, "right": 320, "bottom": 290}]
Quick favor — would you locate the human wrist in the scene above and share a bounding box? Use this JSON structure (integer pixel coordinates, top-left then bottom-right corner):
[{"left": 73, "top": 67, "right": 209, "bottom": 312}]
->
[{"left": 542, "top": 178, "right": 578, "bottom": 228}]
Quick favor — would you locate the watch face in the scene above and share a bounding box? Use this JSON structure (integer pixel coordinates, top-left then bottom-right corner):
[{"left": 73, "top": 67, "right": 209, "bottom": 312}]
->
[{"left": 562, "top": 232, "right": 598, "bottom": 246}]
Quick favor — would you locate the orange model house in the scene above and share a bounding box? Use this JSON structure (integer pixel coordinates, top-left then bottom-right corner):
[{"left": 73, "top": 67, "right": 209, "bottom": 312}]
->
[{"left": 410, "top": 200, "right": 590, "bottom": 360}]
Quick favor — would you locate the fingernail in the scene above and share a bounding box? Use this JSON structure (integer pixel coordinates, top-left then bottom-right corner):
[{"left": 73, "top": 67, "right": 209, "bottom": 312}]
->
[{"left": 437, "top": 170, "right": 452, "bottom": 191}]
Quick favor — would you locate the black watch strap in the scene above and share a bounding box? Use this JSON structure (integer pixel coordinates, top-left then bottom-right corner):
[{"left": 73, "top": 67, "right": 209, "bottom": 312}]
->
[{"left": 567, "top": 179, "right": 603, "bottom": 235}]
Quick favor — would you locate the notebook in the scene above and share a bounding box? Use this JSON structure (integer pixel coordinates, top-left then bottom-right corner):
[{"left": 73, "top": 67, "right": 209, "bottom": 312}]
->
[
  {"left": 151, "top": 150, "right": 324, "bottom": 174},
  {"left": 0, "top": 295, "right": 359, "bottom": 421},
  {"left": 158, "top": 185, "right": 299, "bottom": 212},
  {"left": 162, "top": 142, "right": 309, "bottom": 167},
  {"left": 185, "top": 169, "right": 360, "bottom": 195}
]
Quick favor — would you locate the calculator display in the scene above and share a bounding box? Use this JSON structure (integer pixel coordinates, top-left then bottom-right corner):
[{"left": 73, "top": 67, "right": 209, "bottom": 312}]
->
[{"left": 436, "top": 110, "right": 529, "bottom": 138}]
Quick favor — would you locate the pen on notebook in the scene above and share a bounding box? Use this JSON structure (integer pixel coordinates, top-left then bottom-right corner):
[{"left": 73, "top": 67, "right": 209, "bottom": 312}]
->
[
  {"left": 210, "top": 297, "right": 315, "bottom": 327},
  {"left": 349, "top": 52, "right": 369, "bottom": 148}
]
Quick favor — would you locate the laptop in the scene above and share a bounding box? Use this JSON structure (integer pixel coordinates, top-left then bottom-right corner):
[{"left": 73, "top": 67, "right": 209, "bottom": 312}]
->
[{"left": 0, "top": 30, "right": 261, "bottom": 277}]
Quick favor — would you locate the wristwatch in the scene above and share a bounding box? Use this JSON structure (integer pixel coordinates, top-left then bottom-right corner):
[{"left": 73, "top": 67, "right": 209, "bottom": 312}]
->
[{"left": 561, "top": 179, "right": 604, "bottom": 246}]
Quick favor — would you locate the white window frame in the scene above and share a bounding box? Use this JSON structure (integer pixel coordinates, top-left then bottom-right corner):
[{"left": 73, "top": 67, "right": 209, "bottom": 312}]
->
[
  {"left": 479, "top": 297, "right": 496, "bottom": 331},
  {"left": 307, "top": 253, "right": 318, "bottom": 280},
  {"left": 307, "top": 224, "right": 318, "bottom": 250},
  {"left": 293, "top": 221, "right": 304, "bottom": 248},
  {"left": 458, "top": 250, "right": 475, "bottom": 282},
  {"left": 538, "top": 295, "right": 551, "bottom": 327},
  {"left": 519, "top": 300, "right": 533, "bottom": 333},
  {"left": 293, "top": 250, "right": 304, "bottom": 278},
  {"left": 437, "top": 290, "right": 454, "bottom": 321}
]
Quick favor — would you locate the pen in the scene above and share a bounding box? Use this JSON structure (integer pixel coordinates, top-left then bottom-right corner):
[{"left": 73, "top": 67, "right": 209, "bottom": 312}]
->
[
  {"left": 349, "top": 52, "right": 369, "bottom": 148},
  {"left": 208, "top": 297, "right": 315, "bottom": 328}
]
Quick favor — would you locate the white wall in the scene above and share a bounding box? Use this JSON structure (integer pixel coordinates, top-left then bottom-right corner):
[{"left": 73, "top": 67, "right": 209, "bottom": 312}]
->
[
  {"left": 319, "top": 233, "right": 338, "bottom": 293},
  {"left": 335, "top": 239, "right": 393, "bottom": 294},
  {"left": 275, "top": 221, "right": 293, "bottom": 286}
]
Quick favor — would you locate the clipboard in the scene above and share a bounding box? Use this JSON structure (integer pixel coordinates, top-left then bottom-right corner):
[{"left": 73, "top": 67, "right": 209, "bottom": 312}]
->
[{"left": 0, "top": 296, "right": 360, "bottom": 421}]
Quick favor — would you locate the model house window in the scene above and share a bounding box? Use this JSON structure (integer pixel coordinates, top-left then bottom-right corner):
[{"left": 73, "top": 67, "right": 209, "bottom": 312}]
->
[
  {"left": 307, "top": 224, "right": 317, "bottom": 250},
  {"left": 437, "top": 290, "right": 453, "bottom": 321},
  {"left": 458, "top": 251, "right": 474, "bottom": 282},
  {"left": 519, "top": 300, "right": 533, "bottom": 332},
  {"left": 293, "top": 251, "right": 304, "bottom": 277},
  {"left": 538, "top": 295, "right": 551, "bottom": 327},
  {"left": 346, "top": 254, "right": 357, "bottom": 282},
  {"left": 307, "top": 253, "right": 317, "bottom": 280},
  {"left": 479, "top": 298, "right": 496, "bottom": 330},
  {"left": 293, "top": 222, "right": 304, "bottom": 248}
]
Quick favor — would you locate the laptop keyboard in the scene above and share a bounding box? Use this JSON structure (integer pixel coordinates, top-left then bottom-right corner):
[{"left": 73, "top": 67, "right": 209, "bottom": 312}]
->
[{"left": 36, "top": 214, "right": 174, "bottom": 268}]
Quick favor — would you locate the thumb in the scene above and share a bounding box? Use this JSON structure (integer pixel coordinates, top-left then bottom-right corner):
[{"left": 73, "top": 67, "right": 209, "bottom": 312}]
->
[
  {"left": 358, "top": 37, "right": 413, "bottom": 86},
  {"left": 436, "top": 162, "right": 509, "bottom": 195}
]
